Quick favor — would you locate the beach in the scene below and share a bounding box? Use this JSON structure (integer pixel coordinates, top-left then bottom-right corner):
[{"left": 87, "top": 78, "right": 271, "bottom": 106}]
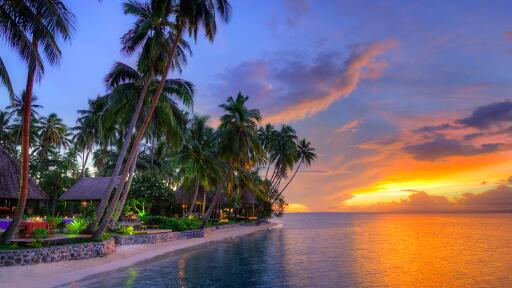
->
[{"left": 0, "top": 222, "right": 278, "bottom": 288}]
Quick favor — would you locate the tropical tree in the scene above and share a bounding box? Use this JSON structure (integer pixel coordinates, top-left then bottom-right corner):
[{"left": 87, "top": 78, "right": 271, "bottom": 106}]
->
[
  {"left": 272, "top": 138, "right": 316, "bottom": 204},
  {"left": 179, "top": 114, "right": 219, "bottom": 215},
  {"left": 0, "top": 0, "right": 75, "bottom": 244},
  {"left": 94, "top": 0, "right": 231, "bottom": 238},
  {"left": 91, "top": 61, "right": 192, "bottom": 232},
  {"left": 34, "top": 113, "right": 70, "bottom": 160},
  {"left": 202, "top": 93, "right": 262, "bottom": 223},
  {"left": 0, "top": 110, "right": 15, "bottom": 153}
]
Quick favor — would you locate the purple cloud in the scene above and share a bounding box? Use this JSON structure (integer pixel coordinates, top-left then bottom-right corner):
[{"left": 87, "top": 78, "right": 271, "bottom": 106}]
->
[{"left": 403, "top": 134, "right": 502, "bottom": 161}]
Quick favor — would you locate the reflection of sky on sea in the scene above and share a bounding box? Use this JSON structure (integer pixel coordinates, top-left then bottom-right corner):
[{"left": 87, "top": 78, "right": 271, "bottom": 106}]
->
[{"left": 74, "top": 213, "right": 512, "bottom": 288}]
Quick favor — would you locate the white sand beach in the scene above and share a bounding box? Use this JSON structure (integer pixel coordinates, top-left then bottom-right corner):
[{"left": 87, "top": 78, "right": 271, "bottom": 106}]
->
[{"left": 0, "top": 223, "right": 278, "bottom": 288}]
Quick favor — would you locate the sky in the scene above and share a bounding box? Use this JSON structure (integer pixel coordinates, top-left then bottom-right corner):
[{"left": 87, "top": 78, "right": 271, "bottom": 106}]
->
[{"left": 2, "top": 0, "right": 512, "bottom": 212}]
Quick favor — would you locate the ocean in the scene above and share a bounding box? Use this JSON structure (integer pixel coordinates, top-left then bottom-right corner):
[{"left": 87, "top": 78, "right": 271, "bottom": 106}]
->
[{"left": 75, "top": 213, "right": 512, "bottom": 287}]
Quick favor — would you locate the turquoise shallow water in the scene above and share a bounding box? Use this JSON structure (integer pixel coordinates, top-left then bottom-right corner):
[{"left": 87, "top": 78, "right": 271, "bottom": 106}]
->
[{"left": 72, "top": 213, "right": 512, "bottom": 288}]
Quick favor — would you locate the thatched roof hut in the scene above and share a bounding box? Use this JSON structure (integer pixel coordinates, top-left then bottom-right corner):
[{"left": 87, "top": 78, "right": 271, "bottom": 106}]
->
[
  {"left": 0, "top": 146, "right": 48, "bottom": 200},
  {"left": 59, "top": 177, "right": 120, "bottom": 201},
  {"left": 175, "top": 185, "right": 211, "bottom": 204},
  {"left": 242, "top": 191, "right": 257, "bottom": 205}
]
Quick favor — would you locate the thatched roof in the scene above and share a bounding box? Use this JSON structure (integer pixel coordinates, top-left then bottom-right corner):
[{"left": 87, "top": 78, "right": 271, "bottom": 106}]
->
[
  {"left": 0, "top": 146, "right": 48, "bottom": 200},
  {"left": 242, "top": 191, "right": 257, "bottom": 205},
  {"left": 59, "top": 177, "right": 120, "bottom": 200},
  {"left": 175, "top": 185, "right": 211, "bottom": 204}
]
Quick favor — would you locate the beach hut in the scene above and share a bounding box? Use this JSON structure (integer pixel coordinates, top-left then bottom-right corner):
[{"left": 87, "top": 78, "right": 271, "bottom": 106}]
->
[
  {"left": 175, "top": 185, "right": 212, "bottom": 216},
  {"left": 0, "top": 146, "right": 48, "bottom": 218},
  {"left": 59, "top": 177, "right": 120, "bottom": 215}
]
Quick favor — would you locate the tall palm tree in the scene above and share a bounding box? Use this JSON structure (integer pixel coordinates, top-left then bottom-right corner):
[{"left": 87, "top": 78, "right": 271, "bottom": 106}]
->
[
  {"left": 35, "top": 113, "right": 70, "bottom": 158},
  {"left": 268, "top": 125, "right": 298, "bottom": 190},
  {"left": 179, "top": 114, "right": 219, "bottom": 215},
  {"left": 202, "top": 93, "right": 262, "bottom": 223},
  {"left": 94, "top": 0, "right": 231, "bottom": 238},
  {"left": 72, "top": 117, "right": 96, "bottom": 177},
  {"left": 0, "top": 0, "right": 75, "bottom": 244},
  {"left": 274, "top": 138, "right": 316, "bottom": 203},
  {"left": 258, "top": 123, "right": 276, "bottom": 179},
  {"left": 90, "top": 61, "right": 192, "bottom": 232}
]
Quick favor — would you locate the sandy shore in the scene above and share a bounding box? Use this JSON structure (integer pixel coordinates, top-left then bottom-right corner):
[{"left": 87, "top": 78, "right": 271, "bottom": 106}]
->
[{"left": 0, "top": 222, "right": 278, "bottom": 288}]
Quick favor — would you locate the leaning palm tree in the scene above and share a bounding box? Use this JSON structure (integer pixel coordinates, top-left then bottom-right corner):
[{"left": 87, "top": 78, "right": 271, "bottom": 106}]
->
[
  {"left": 202, "top": 93, "right": 262, "bottom": 223},
  {"left": 94, "top": 0, "right": 231, "bottom": 239},
  {"left": 0, "top": 0, "right": 75, "bottom": 244},
  {"left": 90, "top": 61, "right": 192, "bottom": 232},
  {"left": 273, "top": 138, "right": 316, "bottom": 203}
]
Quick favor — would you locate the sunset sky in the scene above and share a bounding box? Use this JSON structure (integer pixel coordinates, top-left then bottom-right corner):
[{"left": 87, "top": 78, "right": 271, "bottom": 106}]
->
[{"left": 2, "top": 0, "right": 512, "bottom": 212}]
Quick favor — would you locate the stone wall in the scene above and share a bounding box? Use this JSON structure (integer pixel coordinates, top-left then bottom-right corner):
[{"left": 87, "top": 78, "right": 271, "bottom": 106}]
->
[
  {"left": 0, "top": 238, "right": 116, "bottom": 267},
  {"left": 114, "top": 229, "right": 205, "bottom": 245}
]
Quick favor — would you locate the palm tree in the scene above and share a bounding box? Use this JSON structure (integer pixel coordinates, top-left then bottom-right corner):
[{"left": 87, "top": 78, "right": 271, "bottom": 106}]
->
[
  {"left": 1, "top": 0, "right": 75, "bottom": 244},
  {"left": 72, "top": 117, "right": 96, "bottom": 177},
  {"left": 94, "top": 0, "right": 231, "bottom": 238},
  {"left": 91, "top": 61, "right": 192, "bottom": 232},
  {"left": 202, "top": 93, "right": 262, "bottom": 223},
  {"left": 258, "top": 123, "right": 276, "bottom": 179},
  {"left": 273, "top": 139, "right": 316, "bottom": 203},
  {"left": 268, "top": 125, "right": 298, "bottom": 190},
  {"left": 179, "top": 114, "right": 219, "bottom": 215},
  {"left": 35, "top": 113, "right": 70, "bottom": 158}
]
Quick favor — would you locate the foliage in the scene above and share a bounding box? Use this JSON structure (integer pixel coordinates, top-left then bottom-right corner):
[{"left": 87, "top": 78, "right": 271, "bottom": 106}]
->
[
  {"left": 126, "top": 199, "right": 147, "bottom": 217},
  {"left": 32, "top": 228, "right": 48, "bottom": 240},
  {"left": 140, "top": 216, "right": 202, "bottom": 231},
  {"left": 129, "top": 175, "right": 175, "bottom": 214},
  {"left": 46, "top": 215, "right": 63, "bottom": 226},
  {"left": 118, "top": 225, "right": 134, "bottom": 235},
  {"left": 66, "top": 218, "right": 88, "bottom": 234}
]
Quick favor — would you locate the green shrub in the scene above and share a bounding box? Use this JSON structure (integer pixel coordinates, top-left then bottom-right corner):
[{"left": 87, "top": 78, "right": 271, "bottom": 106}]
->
[
  {"left": 47, "top": 215, "right": 63, "bottom": 226},
  {"left": 66, "top": 218, "right": 88, "bottom": 234},
  {"left": 141, "top": 216, "right": 202, "bottom": 231},
  {"left": 32, "top": 228, "right": 48, "bottom": 240},
  {"left": 119, "top": 226, "right": 134, "bottom": 235}
]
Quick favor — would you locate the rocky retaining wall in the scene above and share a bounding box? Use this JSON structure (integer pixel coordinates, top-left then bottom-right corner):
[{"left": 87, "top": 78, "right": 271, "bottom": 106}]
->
[
  {"left": 114, "top": 229, "right": 204, "bottom": 245},
  {"left": 0, "top": 238, "right": 116, "bottom": 267}
]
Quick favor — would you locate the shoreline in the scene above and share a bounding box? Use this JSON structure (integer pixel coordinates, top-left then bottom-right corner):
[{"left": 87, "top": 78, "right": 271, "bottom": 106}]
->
[{"left": 0, "top": 222, "right": 279, "bottom": 288}]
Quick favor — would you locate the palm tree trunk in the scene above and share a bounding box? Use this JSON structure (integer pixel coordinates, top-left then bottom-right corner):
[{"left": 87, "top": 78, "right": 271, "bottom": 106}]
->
[
  {"left": 79, "top": 149, "right": 90, "bottom": 178},
  {"left": 112, "top": 152, "right": 138, "bottom": 225},
  {"left": 265, "top": 161, "right": 271, "bottom": 179},
  {"left": 1, "top": 40, "right": 37, "bottom": 244},
  {"left": 201, "top": 187, "right": 207, "bottom": 216},
  {"left": 273, "top": 162, "right": 302, "bottom": 204},
  {"left": 93, "top": 25, "right": 184, "bottom": 239},
  {"left": 187, "top": 176, "right": 200, "bottom": 216},
  {"left": 201, "top": 165, "right": 232, "bottom": 226},
  {"left": 89, "top": 77, "right": 150, "bottom": 232}
]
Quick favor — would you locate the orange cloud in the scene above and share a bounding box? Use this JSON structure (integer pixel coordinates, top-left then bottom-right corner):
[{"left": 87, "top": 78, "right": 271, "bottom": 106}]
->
[
  {"left": 334, "top": 119, "right": 363, "bottom": 133},
  {"left": 263, "top": 39, "right": 398, "bottom": 123}
]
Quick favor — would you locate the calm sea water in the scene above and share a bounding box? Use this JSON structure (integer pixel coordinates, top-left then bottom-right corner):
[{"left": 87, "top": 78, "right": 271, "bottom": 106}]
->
[{"left": 74, "top": 213, "right": 512, "bottom": 288}]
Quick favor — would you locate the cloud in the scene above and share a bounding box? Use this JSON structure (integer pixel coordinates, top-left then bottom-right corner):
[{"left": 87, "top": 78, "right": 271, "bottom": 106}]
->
[
  {"left": 345, "top": 187, "right": 512, "bottom": 213},
  {"left": 335, "top": 119, "right": 363, "bottom": 133},
  {"left": 505, "top": 31, "right": 512, "bottom": 40},
  {"left": 264, "top": 40, "right": 398, "bottom": 123},
  {"left": 456, "top": 101, "right": 512, "bottom": 129},
  {"left": 208, "top": 39, "right": 398, "bottom": 124},
  {"left": 413, "top": 123, "right": 458, "bottom": 134},
  {"left": 403, "top": 134, "right": 503, "bottom": 161}
]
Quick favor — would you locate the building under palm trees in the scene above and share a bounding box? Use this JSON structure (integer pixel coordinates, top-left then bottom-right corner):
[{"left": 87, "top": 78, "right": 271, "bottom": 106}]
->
[
  {"left": 0, "top": 146, "right": 48, "bottom": 218},
  {"left": 59, "top": 177, "right": 120, "bottom": 216}
]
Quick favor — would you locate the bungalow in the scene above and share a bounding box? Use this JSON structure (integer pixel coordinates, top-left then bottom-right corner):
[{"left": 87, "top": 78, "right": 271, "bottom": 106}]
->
[
  {"left": 0, "top": 146, "right": 48, "bottom": 218},
  {"left": 59, "top": 176, "right": 120, "bottom": 215}
]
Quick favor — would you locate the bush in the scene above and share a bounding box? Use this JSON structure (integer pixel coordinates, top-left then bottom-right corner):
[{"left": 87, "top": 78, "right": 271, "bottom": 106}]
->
[
  {"left": 66, "top": 218, "right": 88, "bottom": 234},
  {"left": 119, "top": 226, "right": 134, "bottom": 235},
  {"left": 32, "top": 228, "right": 48, "bottom": 240},
  {"left": 141, "top": 216, "right": 202, "bottom": 231}
]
